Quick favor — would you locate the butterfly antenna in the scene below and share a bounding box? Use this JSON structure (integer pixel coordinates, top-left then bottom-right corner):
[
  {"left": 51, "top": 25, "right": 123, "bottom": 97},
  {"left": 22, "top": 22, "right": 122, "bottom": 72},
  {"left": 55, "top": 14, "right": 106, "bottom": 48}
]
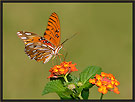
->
[{"left": 61, "top": 32, "right": 78, "bottom": 45}]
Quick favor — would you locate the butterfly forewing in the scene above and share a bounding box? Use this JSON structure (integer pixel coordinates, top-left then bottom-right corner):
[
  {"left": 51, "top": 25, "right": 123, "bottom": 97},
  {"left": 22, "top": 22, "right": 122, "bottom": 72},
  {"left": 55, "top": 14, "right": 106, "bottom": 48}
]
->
[
  {"left": 44, "top": 12, "right": 60, "bottom": 47},
  {"left": 17, "top": 31, "right": 41, "bottom": 44}
]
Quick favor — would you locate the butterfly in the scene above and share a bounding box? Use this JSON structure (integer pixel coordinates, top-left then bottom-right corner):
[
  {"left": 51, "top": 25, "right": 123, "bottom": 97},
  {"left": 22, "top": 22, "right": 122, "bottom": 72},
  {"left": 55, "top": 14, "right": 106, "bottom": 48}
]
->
[{"left": 17, "top": 12, "right": 63, "bottom": 64}]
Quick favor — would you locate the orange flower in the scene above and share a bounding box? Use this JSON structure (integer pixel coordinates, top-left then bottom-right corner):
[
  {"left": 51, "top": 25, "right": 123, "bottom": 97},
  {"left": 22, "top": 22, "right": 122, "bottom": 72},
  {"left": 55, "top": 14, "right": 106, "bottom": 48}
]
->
[
  {"left": 89, "top": 78, "right": 96, "bottom": 84},
  {"left": 95, "top": 74, "right": 102, "bottom": 80},
  {"left": 101, "top": 72, "right": 107, "bottom": 77},
  {"left": 96, "top": 80, "right": 102, "bottom": 87},
  {"left": 98, "top": 85, "right": 108, "bottom": 94},
  {"left": 89, "top": 72, "right": 120, "bottom": 94},
  {"left": 113, "top": 86, "right": 120, "bottom": 94},
  {"left": 48, "top": 61, "right": 78, "bottom": 78}
]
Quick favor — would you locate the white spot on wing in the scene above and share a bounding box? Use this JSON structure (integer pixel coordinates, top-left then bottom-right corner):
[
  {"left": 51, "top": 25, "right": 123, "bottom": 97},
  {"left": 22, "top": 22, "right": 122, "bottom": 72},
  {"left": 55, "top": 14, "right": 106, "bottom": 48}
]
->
[
  {"left": 33, "top": 50, "right": 36, "bottom": 53},
  {"left": 26, "top": 49, "right": 30, "bottom": 52},
  {"left": 40, "top": 56, "right": 43, "bottom": 59},
  {"left": 42, "top": 44, "right": 47, "bottom": 47},
  {"left": 17, "top": 32, "right": 20, "bottom": 34},
  {"left": 33, "top": 56, "right": 36, "bottom": 59},
  {"left": 33, "top": 52, "right": 38, "bottom": 55},
  {"left": 25, "top": 33, "right": 31, "bottom": 35},
  {"left": 48, "top": 45, "right": 55, "bottom": 50},
  {"left": 38, "top": 48, "right": 48, "bottom": 51},
  {"left": 28, "top": 56, "right": 31, "bottom": 59},
  {"left": 44, "top": 54, "right": 50, "bottom": 58},
  {"left": 17, "top": 32, "right": 22, "bottom": 35},
  {"left": 18, "top": 33, "right": 22, "bottom": 35},
  {"left": 52, "top": 50, "right": 55, "bottom": 55},
  {"left": 29, "top": 45, "right": 34, "bottom": 48},
  {"left": 35, "top": 45, "right": 41, "bottom": 48},
  {"left": 21, "top": 37, "right": 27, "bottom": 39},
  {"left": 26, "top": 43, "right": 33, "bottom": 46},
  {"left": 43, "top": 54, "right": 52, "bottom": 64}
]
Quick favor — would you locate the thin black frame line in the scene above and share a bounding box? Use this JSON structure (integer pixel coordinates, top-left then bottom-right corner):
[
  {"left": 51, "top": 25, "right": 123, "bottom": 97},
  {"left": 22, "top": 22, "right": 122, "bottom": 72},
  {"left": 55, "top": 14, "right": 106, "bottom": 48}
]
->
[
  {"left": 1, "top": 1, "right": 134, "bottom": 101},
  {"left": 2, "top": 99, "right": 134, "bottom": 101},
  {"left": 133, "top": 1, "right": 135, "bottom": 101},
  {"left": 1, "top": 1, "right": 3, "bottom": 101},
  {"left": 1, "top": 1, "right": 135, "bottom": 3}
]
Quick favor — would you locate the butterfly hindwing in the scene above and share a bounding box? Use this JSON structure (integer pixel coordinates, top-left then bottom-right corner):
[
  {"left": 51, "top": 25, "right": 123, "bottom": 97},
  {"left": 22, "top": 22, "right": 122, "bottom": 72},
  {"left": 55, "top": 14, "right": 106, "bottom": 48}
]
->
[
  {"left": 25, "top": 42, "right": 53, "bottom": 63},
  {"left": 44, "top": 12, "right": 60, "bottom": 47}
]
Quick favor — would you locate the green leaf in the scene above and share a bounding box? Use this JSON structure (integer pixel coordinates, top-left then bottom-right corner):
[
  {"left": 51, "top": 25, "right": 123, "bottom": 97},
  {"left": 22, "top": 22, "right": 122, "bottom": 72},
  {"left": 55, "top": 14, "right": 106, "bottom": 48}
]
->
[
  {"left": 81, "top": 88, "right": 89, "bottom": 100},
  {"left": 69, "top": 74, "right": 79, "bottom": 83},
  {"left": 42, "top": 80, "right": 66, "bottom": 95},
  {"left": 82, "top": 82, "right": 94, "bottom": 89},
  {"left": 77, "top": 66, "right": 102, "bottom": 99},
  {"left": 50, "top": 77, "right": 65, "bottom": 84},
  {"left": 79, "top": 66, "right": 102, "bottom": 85},
  {"left": 57, "top": 89, "right": 74, "bottom": 100}
]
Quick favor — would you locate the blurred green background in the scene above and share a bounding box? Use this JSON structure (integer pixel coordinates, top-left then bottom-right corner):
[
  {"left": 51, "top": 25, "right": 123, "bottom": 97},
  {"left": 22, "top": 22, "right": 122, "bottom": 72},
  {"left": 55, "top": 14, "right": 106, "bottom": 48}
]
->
[{"left": 3, "top": 3, "right": 132, "bottom": 99}]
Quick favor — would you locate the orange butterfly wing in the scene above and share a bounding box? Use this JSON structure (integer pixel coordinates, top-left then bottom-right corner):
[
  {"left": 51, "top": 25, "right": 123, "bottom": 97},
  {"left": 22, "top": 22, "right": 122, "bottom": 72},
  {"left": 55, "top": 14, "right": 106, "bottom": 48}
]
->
[
  {"left": 17, "top": 12, "right": 61, "bottom": 64},
  {"left": 44, "top": 12, "right": 60, "bottom": 47},
  {"left": 17, "top": 31, "right": 53, "bottom": 64}
]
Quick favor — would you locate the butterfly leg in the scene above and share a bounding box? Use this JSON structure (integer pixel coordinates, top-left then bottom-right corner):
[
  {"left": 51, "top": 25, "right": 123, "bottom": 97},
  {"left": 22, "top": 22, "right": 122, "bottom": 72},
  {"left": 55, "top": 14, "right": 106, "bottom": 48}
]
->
[
  {"left": 51, "top": 56, "right": 56, "bottom": 66},
  {"left": 52, "top": 55, "right": 59, "bottom": 65},
  {"left": 58, "top": 53, "right": 66, "bottom": 62},
  {"left": 52, "top": 55, "right": 56, "bottom": 60},
  {"left": 56, "top": 55, "right": 59, "bottom": 65},
  {"left": 51, "top": 58, "right": 54, "bottom": 66},
  {"left": 58, "top": 54, "right": 62, "bottom": 62},
  {"left": 58, "top": 48, "right": 68, "bottom": 61}
]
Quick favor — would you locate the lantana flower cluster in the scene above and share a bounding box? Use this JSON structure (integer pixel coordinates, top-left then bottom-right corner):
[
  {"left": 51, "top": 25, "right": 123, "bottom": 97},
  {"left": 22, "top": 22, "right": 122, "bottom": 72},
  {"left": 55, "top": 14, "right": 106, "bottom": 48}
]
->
[
  {"left": 89, "top": 72, "right": 120, "bottom": 94},
  {"left": 48, "top": 61, "right": 78, "bottom": 78}
]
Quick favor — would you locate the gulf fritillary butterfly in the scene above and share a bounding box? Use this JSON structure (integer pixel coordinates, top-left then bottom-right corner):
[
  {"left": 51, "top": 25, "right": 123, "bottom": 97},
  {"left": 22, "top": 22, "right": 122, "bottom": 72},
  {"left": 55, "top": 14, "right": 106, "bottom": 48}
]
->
[{"left": 17, "top": 12, "right": 63, "bottom": 64}]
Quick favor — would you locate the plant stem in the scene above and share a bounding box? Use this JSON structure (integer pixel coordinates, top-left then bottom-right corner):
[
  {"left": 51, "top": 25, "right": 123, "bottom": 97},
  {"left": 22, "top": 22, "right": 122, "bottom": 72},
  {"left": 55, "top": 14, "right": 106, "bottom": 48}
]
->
[
  {"left": 78, "top": 92, "right": 83, "bottom": 100},
  {"left": 64, "top": 73, "right": 68, "bottom": 83},
  {"left": 100, "top": 93, "right": 104, "bottom": 100}
]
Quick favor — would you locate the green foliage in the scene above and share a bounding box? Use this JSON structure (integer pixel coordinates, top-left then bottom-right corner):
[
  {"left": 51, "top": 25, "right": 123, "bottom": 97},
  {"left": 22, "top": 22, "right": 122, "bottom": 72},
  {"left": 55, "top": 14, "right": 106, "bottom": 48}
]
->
[
  {"left": 81, "top": 89, "right": 89, "bottom": 100},
  {"left": 69, "top": 74, "right": 79, "bottom": 84},
  {"left": 42, "top": 66, "right": 102, "bottom": 100},
  {"left": 79, "top": 66, "right": 102, "bottom": 99},
  {"left": 58, "top": 89, "right": 73, "bottom": 100},
  {"left": 42, "top": 80, "right": 66, "bottom": 95},
  {"left": 79, "top": 66, "right": 102, "bottom": 84}
]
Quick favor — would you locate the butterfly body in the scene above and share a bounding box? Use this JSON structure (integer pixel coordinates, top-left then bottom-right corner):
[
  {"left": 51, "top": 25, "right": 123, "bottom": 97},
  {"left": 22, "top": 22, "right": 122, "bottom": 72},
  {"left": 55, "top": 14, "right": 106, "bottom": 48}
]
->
[{"left": 17, "top": 12, "right": 62, "bottom": 64}]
